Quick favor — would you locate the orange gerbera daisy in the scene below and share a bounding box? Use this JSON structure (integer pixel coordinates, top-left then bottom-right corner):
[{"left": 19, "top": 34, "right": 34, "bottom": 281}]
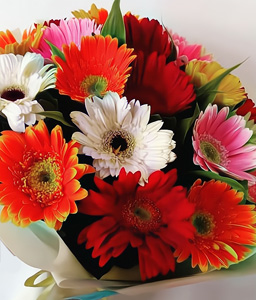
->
[
  {"left": 54, "top": 35, "right": 136, "bottom": 102},
  {"left": 174, "top": 179, "right": 256, "bottom": 272},
  {"left": 0, "top": 120, "right": 94, "bottom": 229},
  {"left": 0, "top": 26, "right": 42, "bottom": 55},
  {"left": 72, "top": 3, "right": 108, "bottom": 25}
]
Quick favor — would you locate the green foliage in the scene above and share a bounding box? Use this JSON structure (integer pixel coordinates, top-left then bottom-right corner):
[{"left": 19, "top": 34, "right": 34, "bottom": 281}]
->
[
  {"left": 196, "top": 62, "right": 243, "bottom": 111},
  {"left": 192, "top": 170, "right": 248, "bottom": 202},
  {"left": 37, "top": 111, "right": 74, "bottom": 127},
  {"left": 178, "top": 103, "right": 200, "bottom": 144},
  {"left": 45, "top": 40, "right": 66, "bottom": 62},
  {"left": 101, "top": 0, "right": 126, "bottom": 46}
]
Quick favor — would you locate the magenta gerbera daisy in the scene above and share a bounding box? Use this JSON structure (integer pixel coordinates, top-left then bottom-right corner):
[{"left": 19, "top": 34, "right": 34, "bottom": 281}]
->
[
  {"left": 193, "top": 104, "right": 256, "bottom": 182},
  {"left": 77, "top": 168, "right": 195, "bottom": 281}
]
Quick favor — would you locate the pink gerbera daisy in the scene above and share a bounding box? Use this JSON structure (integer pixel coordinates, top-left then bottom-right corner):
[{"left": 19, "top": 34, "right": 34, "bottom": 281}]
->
[
  {"left": 33, "top": 18, "right": 101, "bottom": 60},
  {"left": 171, "top": 32, "right": 212, "bottom": 66},
  {"left": 193, "top": 104, "right": 256, "bottom": 182}
]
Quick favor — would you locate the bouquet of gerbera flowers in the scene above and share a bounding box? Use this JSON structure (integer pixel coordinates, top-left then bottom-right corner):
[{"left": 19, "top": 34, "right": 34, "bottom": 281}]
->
[{"left": 1, "top": 0, "right": 256, "bottom": 299}]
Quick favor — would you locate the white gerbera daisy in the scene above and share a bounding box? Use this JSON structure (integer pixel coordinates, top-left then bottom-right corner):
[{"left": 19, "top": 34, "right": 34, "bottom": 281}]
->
[
  {"left": 0, "top": 52, "right": 56, "bottom": 132},
  {"left": 70, "top": 92, "right": 176, "bottom": 184}
]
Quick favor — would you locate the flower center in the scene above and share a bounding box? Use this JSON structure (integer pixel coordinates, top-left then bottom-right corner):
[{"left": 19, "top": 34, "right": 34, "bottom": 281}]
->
[
  {"left": 1, "top": 87, "right": 25, "bottom": 101},
  {"left": 27, "top": 160, "right": 59, "bottom": 193},
  {"left": 102, "top": 129, "right": 135, "bottom": 159},
  {"left": 199, "top": 133, "right": 228, "bottom": 166},
  {"left": 122, "top": 194, "right": 162, "bottom": 234},
  {"left": 13, "top": 151, "right": 64, "bottom": 207},
  {"left": 192, "top": 212, "right": 215, "bottom": 236},
  {"left": 200, "top": 141, "right": 220, "bottom": 164},
  {"left": 80, "top": 75, "right": 108, "bottom": 97}
]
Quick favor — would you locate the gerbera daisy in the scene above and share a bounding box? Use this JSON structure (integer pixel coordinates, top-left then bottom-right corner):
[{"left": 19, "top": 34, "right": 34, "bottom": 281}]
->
[
  {"left": 0, "top": 26, "right": 42, "bottom": 55},
  {"left": 174, "top": 179, "right": 256, "bottom": 272},
  {"left": 170, "top": 32, "right": 212, "bottom": 66},
  {"left": 33, "top": 18, "right": 101, "bottom": 61},
  {"left": 0, "top": 120, "right": 94, "bottom": 230},
  {"left": 54, "top": 35, "right": 136, "bottom": 102},
  {"left": 70, "top": 92, "right": 176, "bottom": 184},
  {"left": 185, "top": 60, "right": 247, "bottom": 107},
  {"left": 78, "top": 168, "right": 195, "bottom": 281},
  {"left": 248, "top": 176, "right": 256, "bottom": 203},
  {"left": 72, "top": 4, "right": 108, "bottom": 25},
  {"left": 124, "top": 52, "right": 196, "bottom": 115},
  {"left": 124, "top": 13, "right": 171, "bottom": 58},
  {"left": 193, "top": 104, "right": 256, "bottom": 182},
  {"left": 0, "top": 52, "right": 56, "bottom": 132},
  {"left": 236, "top": 98, "right": 256, "bottom": 122}
]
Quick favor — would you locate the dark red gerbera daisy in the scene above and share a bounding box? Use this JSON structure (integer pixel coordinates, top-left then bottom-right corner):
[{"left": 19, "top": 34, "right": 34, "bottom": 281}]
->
[
  {"left": 78, "top": 168, "right": 195, "bottom": 280},
  {"left": 124, "top": 13, "right": 171, "bottom": 58},
  {"left": 124, "top": 51, "right": 196, "bottom": 115}
]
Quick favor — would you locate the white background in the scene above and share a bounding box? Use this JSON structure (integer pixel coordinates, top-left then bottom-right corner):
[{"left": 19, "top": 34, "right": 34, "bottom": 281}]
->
[{"left": 0, "top": 0, "right": 256, "bottom": 299}]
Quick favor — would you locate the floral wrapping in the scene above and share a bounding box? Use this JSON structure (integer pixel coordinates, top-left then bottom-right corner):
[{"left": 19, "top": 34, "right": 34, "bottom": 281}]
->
[{"left": 0, "top": 0, "right": 256, "bottom": 299}]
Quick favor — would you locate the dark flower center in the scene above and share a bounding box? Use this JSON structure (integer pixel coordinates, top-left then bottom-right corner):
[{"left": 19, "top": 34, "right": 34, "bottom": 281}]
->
[
  {"left": 110, "top": 134, "right": 128, "bottom": 152},
  {"left": 122, "top": 195, "right": 162, "bottom": 234},
  {"left": 103, "top": 129, "right": 135, "bottom": 159},
  {"left": 192, "top": 212, "right": 215, "bottom": 236},
  {"left": 39, "top": 171, "right": 51, "bottom": 183},
  {"left": 1, "top": 88, "right": 25, "bottom": 101}
]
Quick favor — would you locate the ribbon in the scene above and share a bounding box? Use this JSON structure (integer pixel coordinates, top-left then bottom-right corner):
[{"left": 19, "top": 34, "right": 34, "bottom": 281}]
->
[
  {"left": 25, "top": 270, "right": 118, "bottom": 300},
  {"left": 64, "top": 290, "right": 118, "bottom": 300},
  {"left": 25, "top": 270, "right": 55, "bottom": 288}
]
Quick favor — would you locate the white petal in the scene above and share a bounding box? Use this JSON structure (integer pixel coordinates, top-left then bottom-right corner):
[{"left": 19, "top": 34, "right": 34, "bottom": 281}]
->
[{"left": 2, "top": 102, "right": 25, "bottom": 132}]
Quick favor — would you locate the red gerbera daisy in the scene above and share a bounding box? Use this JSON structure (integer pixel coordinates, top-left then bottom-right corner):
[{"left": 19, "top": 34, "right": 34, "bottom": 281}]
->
[
  {"left": 54, "top": 35, "right": 136, "bottom": 102},
  {"left": 124, "top": 13, "right": 171, "bottom": 58},
  {"left": 0, "top": 120, "right": 94, "bottom": 230},
  {"left": 124, "top": 51, "right": 196, "bottom": 115},
  {"left": 77, "top": 168, "right": 195, "bottom": 281},
  {"left": 174, "top": 179, "right": 256, "bottom": 272},
  {"left": 236, "top": 98, "right": 256, "bottom": 122}
]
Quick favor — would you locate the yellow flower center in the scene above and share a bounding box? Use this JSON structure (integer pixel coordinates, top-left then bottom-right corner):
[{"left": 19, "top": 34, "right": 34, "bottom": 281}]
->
[
  {"left": 27, "top": 158, "right": 60, "bottom": 193},
  {"left": 102, "top": 129, "right": 135, "bottom": 161},
  {"left": 192, "top": 212, "right": 215, "bottom": 236},
  {"left": 16, "top": 151, "right": 64, "bottom": 207},
  {"left": 80, "top": 75, "right": 108, "bottom": 97}
]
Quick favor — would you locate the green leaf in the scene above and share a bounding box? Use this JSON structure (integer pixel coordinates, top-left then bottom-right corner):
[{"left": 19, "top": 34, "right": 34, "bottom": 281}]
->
[
  {"left": 178, "top": 102, "right": 200, "bottom": 144},
  {"left": 196, "top": 61, "right": 244, "bottom": 111},
  {"left": 191, "top": 170, "right": 247, "bottom": 197},
  {"left": 149, "top": 113, "right": 162, "bottom": 122},
  {"left": 36, "top": 89, "right": 58, "bottom": 111},
  {"left": 101, "top": 0, "right": 126, "bottom": 46},
  {"left": 163, "top": 25, "right": 177, "bottom": 63},
  {"left": 36, "top": 111, "right": 73, "bottom": 127},
  {"left": 45, "top": 40, "right": 66, "bottom": 62}
]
